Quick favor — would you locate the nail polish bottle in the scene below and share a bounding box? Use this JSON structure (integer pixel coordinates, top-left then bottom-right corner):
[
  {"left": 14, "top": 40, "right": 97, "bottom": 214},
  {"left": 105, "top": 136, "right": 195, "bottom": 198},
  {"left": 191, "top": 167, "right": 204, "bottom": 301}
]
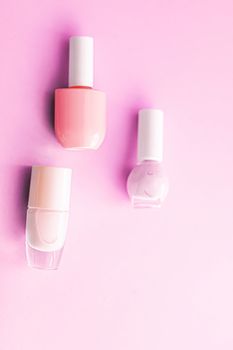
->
[
  {"left": 55, "top": 36, "right": 106, "bottom": 150},
  {"left": 26, "top": 166, "right": 72, "bottom": 270},
  {"left": 127, "top": 109, "right": 169, "bottom": 208}
]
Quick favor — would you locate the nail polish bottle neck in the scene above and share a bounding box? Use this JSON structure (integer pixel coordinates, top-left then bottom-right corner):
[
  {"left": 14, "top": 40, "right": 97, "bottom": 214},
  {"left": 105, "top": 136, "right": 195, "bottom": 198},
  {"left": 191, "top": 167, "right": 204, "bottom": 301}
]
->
[
  {"left": 69, "top": 86, "right": 93, "bottom": 89},
  {"left": 138, "top": 158, "right": 162, "bottom": 165}
]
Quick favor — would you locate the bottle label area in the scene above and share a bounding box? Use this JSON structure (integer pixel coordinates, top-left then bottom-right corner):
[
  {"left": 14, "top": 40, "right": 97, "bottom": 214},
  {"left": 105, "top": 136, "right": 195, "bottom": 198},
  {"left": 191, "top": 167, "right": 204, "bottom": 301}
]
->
[{"left": 26, "top": 208, "right": 69, "bottom": 252}]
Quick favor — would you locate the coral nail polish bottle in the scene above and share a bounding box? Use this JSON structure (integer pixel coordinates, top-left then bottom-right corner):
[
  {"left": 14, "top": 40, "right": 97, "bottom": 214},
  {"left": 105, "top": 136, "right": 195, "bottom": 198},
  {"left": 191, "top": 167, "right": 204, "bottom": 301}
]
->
[
  {"left": 55, "top": 36, "right": 106, "bottom": 150},
  {"left": 26, "top": 166, "right": 72, "bottom": 270},
  {"left": 127, "top": 109, "right": 169, "bottom": 208}
]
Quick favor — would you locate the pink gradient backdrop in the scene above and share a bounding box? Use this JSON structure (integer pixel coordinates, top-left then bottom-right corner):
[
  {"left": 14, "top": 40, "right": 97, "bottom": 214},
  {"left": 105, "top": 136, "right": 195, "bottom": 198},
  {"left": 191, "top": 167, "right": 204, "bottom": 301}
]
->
[{"left": 0, "top": 0, "right": 233, "bottom": 349}]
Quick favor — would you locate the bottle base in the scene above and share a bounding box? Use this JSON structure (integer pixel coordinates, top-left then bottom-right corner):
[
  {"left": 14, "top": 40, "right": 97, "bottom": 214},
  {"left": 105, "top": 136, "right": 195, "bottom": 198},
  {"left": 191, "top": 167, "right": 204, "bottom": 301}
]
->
[
  {"left": 131, "top": 196, "right": 162, "bottom": 208},
  {"left": 26, "top": 243, "right": 64, "bottom": 270},
  {"left": 64, "top": 146, "right": 98, "bottom": 151}
]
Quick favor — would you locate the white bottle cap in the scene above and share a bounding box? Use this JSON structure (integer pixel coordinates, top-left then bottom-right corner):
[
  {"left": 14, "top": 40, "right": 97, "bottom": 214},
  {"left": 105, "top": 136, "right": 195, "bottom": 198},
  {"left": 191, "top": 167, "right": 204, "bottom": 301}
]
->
[
  {"left": 28, "top": 166, "right": 72, "bottom": 211},
  {"left": 138, "top": 109, "right": 164, "bottom": 162},
  {"left": 68, "top": 36, "right": 94, "bottom": 87}
]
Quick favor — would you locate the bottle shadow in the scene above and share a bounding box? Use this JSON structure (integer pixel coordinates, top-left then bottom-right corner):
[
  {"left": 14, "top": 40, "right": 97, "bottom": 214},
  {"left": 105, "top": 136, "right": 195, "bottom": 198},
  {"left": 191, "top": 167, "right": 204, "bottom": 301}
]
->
[
  {"left": 0, "top": 165, "right": 31, "bottom": 266},
  {"left": 120, "top": 108, "right": 138, "bottom": 198},
  {"left": 14, "top": 165, "right": 31, "bottom": 237},
  {"left": 119, "top": 99, "right": 154, "bottom": 198},
  {"left": 44, "top": 34, "right": 70, "bottom": 133}
]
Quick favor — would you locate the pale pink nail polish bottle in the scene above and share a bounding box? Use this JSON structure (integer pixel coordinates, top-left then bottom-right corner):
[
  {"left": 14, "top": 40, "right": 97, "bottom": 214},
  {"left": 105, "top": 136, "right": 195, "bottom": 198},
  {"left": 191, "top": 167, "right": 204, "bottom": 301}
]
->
[
  {"left": 26, "top": 166, "right": 72, "bottom": 270},
  {"left": 127, "top": 109, "right": 169, "bottom": 208},
  {"left": 55, "top": 36, "right": 106, "bottom": 149}
]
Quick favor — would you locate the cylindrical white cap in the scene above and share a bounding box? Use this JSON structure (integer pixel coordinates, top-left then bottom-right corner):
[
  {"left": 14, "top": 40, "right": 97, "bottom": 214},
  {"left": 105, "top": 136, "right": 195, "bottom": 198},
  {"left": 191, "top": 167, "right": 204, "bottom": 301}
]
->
[
  {"left": 138, "top": 109, "right": 164, "bottom": 162},
  {"left": 28, "top": 166, "right": 72, "bottom": 211},
  {"left": 68, "top": 36, "right": 94, "bottom": 87}
]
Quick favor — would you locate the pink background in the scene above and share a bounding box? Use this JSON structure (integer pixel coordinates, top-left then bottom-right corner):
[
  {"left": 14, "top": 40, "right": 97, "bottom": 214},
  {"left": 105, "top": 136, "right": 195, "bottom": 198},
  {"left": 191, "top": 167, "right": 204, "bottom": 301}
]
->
[{"left": 0, "top": 0, "right": 233, "bottom": 349}]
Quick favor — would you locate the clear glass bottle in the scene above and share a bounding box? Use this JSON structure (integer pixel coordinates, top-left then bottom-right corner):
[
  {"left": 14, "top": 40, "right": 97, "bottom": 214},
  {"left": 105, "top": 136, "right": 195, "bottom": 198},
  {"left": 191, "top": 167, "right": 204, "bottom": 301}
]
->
[
  {"left": 127, "top": 109, "right": 169, "bottom": 208},
  {"left": 26, "top": 166, "right": 72, "bottom": 270}
]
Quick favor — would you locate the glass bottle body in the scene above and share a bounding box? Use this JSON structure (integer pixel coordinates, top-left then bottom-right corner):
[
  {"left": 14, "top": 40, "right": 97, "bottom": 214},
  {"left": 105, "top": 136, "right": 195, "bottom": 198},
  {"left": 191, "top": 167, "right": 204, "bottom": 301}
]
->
[
  {"left": 26, "top": 208, "right": 69, "bottom": 270},
  {"left": 55, "top": 87, "right": 106, "bottom": 150},
  {"left": 127, "top": 160, "right": 169, "bottom": 208}
]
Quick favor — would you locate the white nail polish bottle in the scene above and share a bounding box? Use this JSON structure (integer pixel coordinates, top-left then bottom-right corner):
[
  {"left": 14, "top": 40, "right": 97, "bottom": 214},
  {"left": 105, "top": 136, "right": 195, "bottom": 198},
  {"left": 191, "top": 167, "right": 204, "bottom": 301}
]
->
[
  {"left": 26, "top": 166, "right": 72, "bottom": 270},
  {"left": 127, "top": 109, "right": 169, "bottom": 208}
]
